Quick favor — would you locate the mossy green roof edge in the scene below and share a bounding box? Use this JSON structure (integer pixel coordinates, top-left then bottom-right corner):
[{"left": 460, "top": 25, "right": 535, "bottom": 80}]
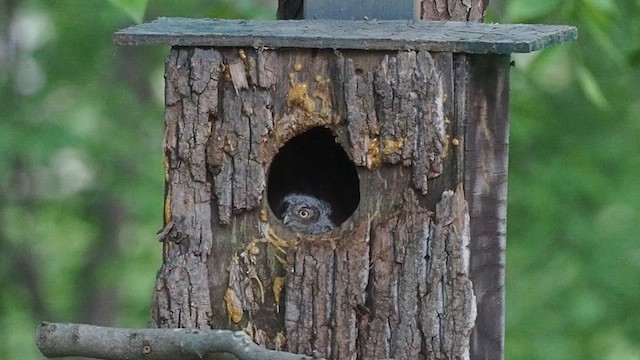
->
[{"left": 114, "top": 18, "right": 577, "bottom": 54}]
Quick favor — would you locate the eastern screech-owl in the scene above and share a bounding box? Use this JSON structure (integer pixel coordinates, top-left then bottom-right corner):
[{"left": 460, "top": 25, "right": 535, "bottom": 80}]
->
[{"left": 279, "top": 193, "right": 335, "bottom": 234}]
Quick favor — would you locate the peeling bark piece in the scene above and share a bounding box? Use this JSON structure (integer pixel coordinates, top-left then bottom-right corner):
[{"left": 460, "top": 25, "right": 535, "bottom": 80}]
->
[
  {"left": 211, "top": 86, "right": 271, "bottom": 223},
  {"left": 412, "top": 51, "right": 446, "bottom": 194},
  {"left": 361, "top": 195, "right": 431, "bottom": 360},
  {"left": 284, "top": 219, "right": 369, "bottom": 360},
  {"left": 369, "top": 51, "right": 446, "bottom": 193},
  {"left": 229, "top": 59, "right": 249, "bottom": 93},
  {"left": 257, "top": 50, "right": 279, "bottom": 88},
  {"left": 420, "top": 0, "right": 488, "bottom": 21},
  {"left": 374, "top": 53, "right": 412, "bottom": 166},
  {"left": 420, "top": 184, "right": 476, "bottom": 359},
  {"left": 284, "top": 244, "right": 336, "bottom": 357},
  {"left": 153, "top": 47, "right": 215, "bottom": 329},
  {"left": 345, "top": 58, "right": 378, "bottom": 167}
]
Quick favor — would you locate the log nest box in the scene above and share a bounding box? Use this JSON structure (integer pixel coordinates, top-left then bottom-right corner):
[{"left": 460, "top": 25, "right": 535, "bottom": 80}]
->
[{"left": 115, "top": 19, "right": 576, "bottom": 360}]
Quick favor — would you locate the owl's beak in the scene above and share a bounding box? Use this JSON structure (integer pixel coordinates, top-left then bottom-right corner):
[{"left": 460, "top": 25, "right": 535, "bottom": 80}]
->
[{"left": 283, "top": 213, "right": 291, "bottom": 226}]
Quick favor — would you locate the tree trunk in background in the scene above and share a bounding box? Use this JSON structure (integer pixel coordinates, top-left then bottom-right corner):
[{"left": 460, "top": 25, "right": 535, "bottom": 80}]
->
[
  {"left": 277, "top": 0, "right": 490, "bottom": 21},
  {"left": 277, "top": 0, "right": 303, "bottom": 19},
  {"left": 418, "top": 0, "right": 489, "bottom": 21},
  {"left": 79, "top": 195, "right": 126, "bottom": 326}
]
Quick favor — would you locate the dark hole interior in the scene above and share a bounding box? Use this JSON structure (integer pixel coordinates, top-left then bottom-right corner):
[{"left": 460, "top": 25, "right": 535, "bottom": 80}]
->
[{"left": 267, "top": 127, "right": 360, "bottom": 228}]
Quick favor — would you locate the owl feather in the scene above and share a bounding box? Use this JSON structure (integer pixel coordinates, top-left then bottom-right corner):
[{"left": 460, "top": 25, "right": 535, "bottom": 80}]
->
[{"left": 279, "top": 193, "right": 335, "bottom": 234}]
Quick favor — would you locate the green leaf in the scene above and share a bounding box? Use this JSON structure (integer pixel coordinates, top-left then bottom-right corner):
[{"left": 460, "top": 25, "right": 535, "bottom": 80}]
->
[
  {"left": 505, "top": 0, "right": 563, "bottom": 22},
  {"left": 583, "top": 20, "right": 626, "bottom": 67},
  {"left": 107, "top": 0, "right": 147, "bottom": 23},
  {"left": 575, "top": 65, "right": 608, "bottom": 109},
  {"left": 628, "top": 48, "right": 640, "bottom": 67},
  {"left": 582, "top": 0, "right": 618, "bottom": 15}
]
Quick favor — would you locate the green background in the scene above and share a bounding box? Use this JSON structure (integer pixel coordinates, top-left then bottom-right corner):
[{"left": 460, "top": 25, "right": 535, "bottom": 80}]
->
[{"left": 1, "top": 0, "right": 639, "bottom": 359}]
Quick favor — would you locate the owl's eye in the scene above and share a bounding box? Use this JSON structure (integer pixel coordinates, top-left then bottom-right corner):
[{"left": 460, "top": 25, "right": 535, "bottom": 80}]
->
[{"left": 298, "top": 208, "right": 311, "bottom": 219}]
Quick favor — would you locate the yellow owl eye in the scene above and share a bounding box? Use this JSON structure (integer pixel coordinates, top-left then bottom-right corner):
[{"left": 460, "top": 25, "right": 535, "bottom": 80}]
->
[{"left": 298, "top": 208, "right": 310, "bottom": 219}]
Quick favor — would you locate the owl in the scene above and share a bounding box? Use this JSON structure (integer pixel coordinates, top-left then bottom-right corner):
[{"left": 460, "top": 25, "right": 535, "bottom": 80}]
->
[{"left": 278, "top": 193, "right": 335, "bottom": 234}]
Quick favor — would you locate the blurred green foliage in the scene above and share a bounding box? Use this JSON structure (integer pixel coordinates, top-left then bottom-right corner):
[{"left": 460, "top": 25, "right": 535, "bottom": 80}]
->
[
  {"left": 491, "top": 0, "right": 640, "bottom": 358},
  {"left": 0, "top": 0, "right": 638, "bottom": 359},
  {"left": 0, "top": 1, "right": 275, "bottom": 359}
]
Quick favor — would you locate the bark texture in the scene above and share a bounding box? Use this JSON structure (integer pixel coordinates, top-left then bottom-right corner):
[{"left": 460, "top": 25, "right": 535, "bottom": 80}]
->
[
  {"left": 419, "top": 0, "right": 489, "bottom": 21},
  {"left": 152, "top": 46, "right": 489, "bottom": 360},
  {"left": 152, "top": 48, "right": 218, "bottom": 329}
]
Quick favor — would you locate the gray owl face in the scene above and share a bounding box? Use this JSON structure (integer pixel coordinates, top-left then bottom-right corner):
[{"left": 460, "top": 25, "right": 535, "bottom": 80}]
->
[{"left": 279, "top": 194, "right": 335, "bottom": 234}]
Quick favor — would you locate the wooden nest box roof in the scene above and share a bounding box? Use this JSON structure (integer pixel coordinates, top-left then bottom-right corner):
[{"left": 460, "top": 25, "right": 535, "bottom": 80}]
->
[{"left": 114, "top": 17, "right": 577, "bottom": 54}]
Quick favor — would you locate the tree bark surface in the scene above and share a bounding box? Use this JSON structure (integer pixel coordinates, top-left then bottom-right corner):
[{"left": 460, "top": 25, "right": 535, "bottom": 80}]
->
[
  {"left": 151, "top": 47, "right": 479, "bottom": 360},
  {"left": 419, "top": 0, "right": 489, "bottom": 21}
]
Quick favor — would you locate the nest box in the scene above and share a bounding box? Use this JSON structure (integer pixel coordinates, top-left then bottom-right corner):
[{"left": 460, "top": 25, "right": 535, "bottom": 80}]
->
[{"left": 115, "top": 19, "right": 576, "bottom": 360}]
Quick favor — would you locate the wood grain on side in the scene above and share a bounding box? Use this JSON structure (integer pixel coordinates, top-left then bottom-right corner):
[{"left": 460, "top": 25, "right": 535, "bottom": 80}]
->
[{"left": 459, "top": 54, "right": 510, "bottom": 360}]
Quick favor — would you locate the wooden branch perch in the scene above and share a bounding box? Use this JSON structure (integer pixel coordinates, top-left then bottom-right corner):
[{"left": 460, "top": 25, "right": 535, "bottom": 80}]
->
[{"left": 35, "top": 322, "right": 318, "bottom": 360}]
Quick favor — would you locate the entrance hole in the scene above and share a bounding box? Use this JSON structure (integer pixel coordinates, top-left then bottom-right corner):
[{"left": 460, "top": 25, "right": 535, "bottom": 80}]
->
[{"left": 267, "top": 127, "right": 360, "bottom": 228}]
